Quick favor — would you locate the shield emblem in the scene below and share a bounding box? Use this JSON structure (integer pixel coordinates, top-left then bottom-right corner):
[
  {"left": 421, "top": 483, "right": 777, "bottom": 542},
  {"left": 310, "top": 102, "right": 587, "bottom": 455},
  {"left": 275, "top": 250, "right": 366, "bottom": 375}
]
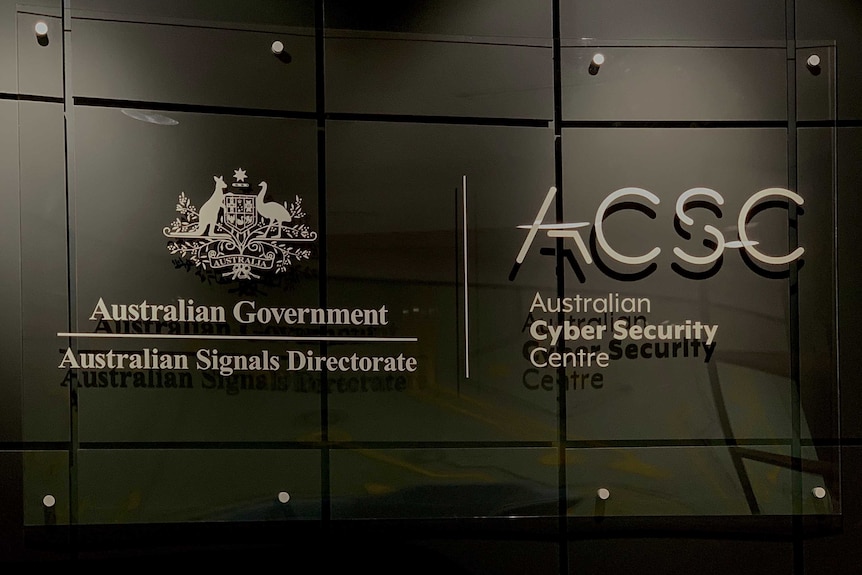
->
[{"left": 222, "top": 193, "right": 258, "bottom": 234}]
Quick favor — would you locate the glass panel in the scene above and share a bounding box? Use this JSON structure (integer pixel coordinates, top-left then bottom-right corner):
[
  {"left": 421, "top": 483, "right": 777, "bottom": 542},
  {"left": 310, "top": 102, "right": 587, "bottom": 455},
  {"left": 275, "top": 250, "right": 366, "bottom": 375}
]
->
[
  {"left": 797, "top": 0, "right": 862, "bottom": 120},
  {"left": 70, "top": 1, "right": 315, "bottom": 111},
  {"left": 325, "top": 39, "right": 552, "bottom": 119},
  {"left": 71, "top": 106, "right": 320, "bottom": 442},
  {"left": 566, "top": 445, "right": 837, "bottom": 517},
  {"left": 326, "top": 120, "right": 556, "bottom": 441},
  {"left": 836, "top": 128, "right": 862, "bottom": 440},
  {"left": 324, "top": 1, "right": 552, "bottom": 120},
  {"left": 798, "top": 128, "right": 838, "bottom": 442},
  {"left": 797, "top": 46, "right": 836, "bottom": 123},
  {"left": 0, "top": 1, "right": 17, "bottom": 93},
  {"left": 555, "top": 127, "right": 799, "bottom": 442},
  {"left": 77, "top": 449, "right": 321, "bottom": 523},
  {"left": 567, "top": 446, "right": 782, "bottom": 516},
  {"left": 802, "top": 445, "right": 861, "bottom": 574},
  {"left": 331, "top": 447, "right": 558, "bottom": 519},
  {"left": 0, "top": 100, "right": 22, "bottom": 441},
  {"left": 17, "top": 11, "right": 62, "bottom": 98},
  {"left": 23, "top": 450, "right": 69, "bottom": 526},
  {"left": 70, "top": 0, "right": 314, "bottom": 28},
  {"left": 561, "top": 48, "right": 786, "bottom": 122},
  {"left": 560, "top": 0, "right": 786, "bottom": 43},
  {"left": 20, "top": 99, "right": 69, "bottom": 442},
  {"left": 325, "top": 0, "right": 551, "bottom": 38},
  {"left": 1, "top": 2, "right": 837, "bottom": 533},
  {"left": 1, "top": 7, "right": 71, "bottom": 445},
  {"left": 739, "top": 444, "right": 839, "bottom": 516}
]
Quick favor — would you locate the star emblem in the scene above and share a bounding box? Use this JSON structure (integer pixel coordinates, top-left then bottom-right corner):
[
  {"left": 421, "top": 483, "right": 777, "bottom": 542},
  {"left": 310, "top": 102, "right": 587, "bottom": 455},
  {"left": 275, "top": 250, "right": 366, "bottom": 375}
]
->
[{"left": 233, "top": 168, "right": 247, "bottom": 182}]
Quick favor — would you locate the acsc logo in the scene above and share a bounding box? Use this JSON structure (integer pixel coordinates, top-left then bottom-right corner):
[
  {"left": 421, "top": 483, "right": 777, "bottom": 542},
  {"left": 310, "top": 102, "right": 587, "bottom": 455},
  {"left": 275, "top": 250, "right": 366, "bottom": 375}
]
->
[
  {"left": 164, "top": 168, "right": 317, "bottom": 280},
  {"left": 512, "top": 186, "right": 804, "bottom": 280}
]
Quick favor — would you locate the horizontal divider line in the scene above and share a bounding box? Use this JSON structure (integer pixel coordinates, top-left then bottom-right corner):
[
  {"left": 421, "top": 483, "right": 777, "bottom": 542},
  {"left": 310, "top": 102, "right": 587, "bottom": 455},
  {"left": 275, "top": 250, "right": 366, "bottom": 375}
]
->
[
  {"left": 71, "top": 97, "right": 552, "bottom": 127},
  {"left": 0, "top": 442, "right": 71, "bottom": 450},
  {"left": 799, "top": 119, "right": 862, "bottom": 128},
  {"left": 326, "top": 112, "right": 551, "bottom": 127},
  {"left": 9, "top": 439, "right": 850, "bottom": 451},
  {"left": 797, "top": 120, "right": 835, "bottom": 128},
  {"left": 65, "top": 440, "right": 807, "bottom": 450},
  {"left": 71, "top": 15, "right": 316, "bottom": 37},
  {"left": 560, "top": 42, "right": 789, "bottom": 49},
  {"left": 566, "top": 439, "right": 793, "bottom": 447},
  {"left": 561, "top": 120, "right": 788, "bottom": 128},
  {"left": 62, "top": 99, "right": 822, "bottom": 129},
  {"left": 328, "top": 441, "right": 555, "bottom": 449},
  {"left": 800, "top": 438, "right": 862, "bottom": 446},
  {"left": 79, "top": 442, "right": 322, "bottom": 450},
  {"left": 0, "top": 92, "right": 64, "bottom": 104},
  {"left": 324, "top": 33, "right": 552, "bottom": 50},
  {"left": 58, "top": 332, "right": 417, "bottom": 342},
  {"left": 72, "top": 96, "right": 317, "bottom": 119},
  {"left": 76, "top": 441, "right": 556, "bottom": 450},
  {"left": 17, "top": 9, "right": 61, "bottom": 18}
]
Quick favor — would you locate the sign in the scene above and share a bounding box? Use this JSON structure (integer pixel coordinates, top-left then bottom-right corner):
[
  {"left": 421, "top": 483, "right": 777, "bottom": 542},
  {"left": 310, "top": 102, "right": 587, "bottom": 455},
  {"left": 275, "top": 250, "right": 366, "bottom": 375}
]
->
[{"left": 164, "top": 169, "right": 317, "bottom": 280}]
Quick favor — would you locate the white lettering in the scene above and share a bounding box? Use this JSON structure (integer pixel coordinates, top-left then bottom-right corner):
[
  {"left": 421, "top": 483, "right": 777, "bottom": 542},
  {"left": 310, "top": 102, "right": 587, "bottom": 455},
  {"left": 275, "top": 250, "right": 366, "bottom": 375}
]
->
[
  {"left": 673, "top": 187, "right": 726, "bottom": 265},
  {"left": 594, "top": 187, "right": 661, "bottom": 266},
  {"left": 738, "top": 188, "right": 805, "bottom": 265}
]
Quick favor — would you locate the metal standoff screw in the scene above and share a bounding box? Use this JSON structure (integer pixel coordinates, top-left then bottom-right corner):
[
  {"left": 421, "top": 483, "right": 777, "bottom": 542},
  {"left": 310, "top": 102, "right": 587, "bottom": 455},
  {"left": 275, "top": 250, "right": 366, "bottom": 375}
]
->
[
  {"left": 589, "top": 53, "right": 605, "bottom": 75},
  {"left": 597, "top": 487, "right": 610, "bottom": 500},
  {"left": 812, "top": 486, "right": 827, "bottom": 500},
  {"left": 42, "top": 494, "right": 56, "bottom": 508},
  {"left": 806, "top": 54, "right": 821, "bottom": 72},
  {"left": 271, "top": 41, "right": 292, "bottom": 63},
  {"left": 277, "top": 491, "right": 290, "bottom": 504},
  {"left": 35, "top": 21, "right": 50, "bottom": 45}
]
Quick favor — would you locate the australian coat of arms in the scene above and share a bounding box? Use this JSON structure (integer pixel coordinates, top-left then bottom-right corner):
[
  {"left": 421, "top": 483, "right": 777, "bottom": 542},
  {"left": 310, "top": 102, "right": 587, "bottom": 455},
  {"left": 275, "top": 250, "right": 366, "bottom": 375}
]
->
[{"left": 164, "top": 169, "right": 317, "bottom": 280}]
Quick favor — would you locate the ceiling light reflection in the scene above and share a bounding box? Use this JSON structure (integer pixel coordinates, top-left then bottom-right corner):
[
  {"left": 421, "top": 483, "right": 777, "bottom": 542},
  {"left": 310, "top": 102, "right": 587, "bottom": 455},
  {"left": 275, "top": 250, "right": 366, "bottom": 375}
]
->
[{"left": 121, "top": 109, "right": 179, "bottom": 126}]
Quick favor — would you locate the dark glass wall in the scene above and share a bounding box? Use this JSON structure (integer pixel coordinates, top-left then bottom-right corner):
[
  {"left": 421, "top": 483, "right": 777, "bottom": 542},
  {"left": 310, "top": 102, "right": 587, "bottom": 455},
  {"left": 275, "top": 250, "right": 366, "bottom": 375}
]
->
[{"left": 0, "top": 1, "right": 859, "bottom": 572}]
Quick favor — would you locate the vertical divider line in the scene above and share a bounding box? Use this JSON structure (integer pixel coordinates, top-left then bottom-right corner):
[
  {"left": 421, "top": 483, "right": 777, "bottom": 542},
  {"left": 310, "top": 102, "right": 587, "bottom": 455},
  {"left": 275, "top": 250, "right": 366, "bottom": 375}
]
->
[
  {"left": 315, "top": 0, "right": 330, "bottom": 526},
  {"left": 61, "top": 0, "right": 79, "bottom": 547},
  {"left": 11, "top": 11, "right": 26, "bottom": 547},
  {"left": 462, "top": 174, "right": 470, "bottom": 379},
  {"left": 830, "top": 40, "right": 841, "bottom": 461},
  {"left": 552, "top": 1, "right": 568, "bottom": 573},
  {"left": 454, "top": 185, "right": 462, "bottom": 394},
  {"left": 786, "top": 1, "right": 803, "bottom": 574}
]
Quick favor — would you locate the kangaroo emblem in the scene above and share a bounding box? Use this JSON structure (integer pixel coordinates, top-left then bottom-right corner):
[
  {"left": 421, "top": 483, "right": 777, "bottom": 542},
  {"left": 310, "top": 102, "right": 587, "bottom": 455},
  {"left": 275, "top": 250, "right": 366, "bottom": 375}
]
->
[{"left": 192, "top": 176, "right": 228, "bottom": 236}]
